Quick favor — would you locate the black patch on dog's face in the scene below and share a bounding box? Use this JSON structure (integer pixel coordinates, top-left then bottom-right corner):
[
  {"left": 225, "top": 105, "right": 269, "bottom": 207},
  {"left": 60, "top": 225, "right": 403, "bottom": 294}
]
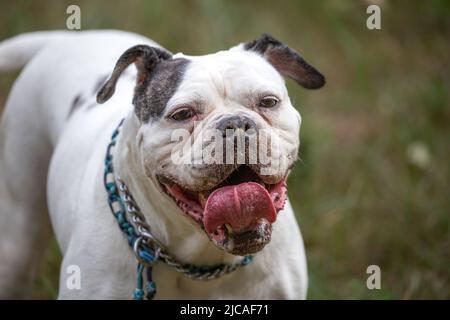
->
[
  {"left": 133, "top": 58, "right": 190, "bottom": 123},
  {"left": 97, "top": 45, "right": 190, "bottom": 123}
]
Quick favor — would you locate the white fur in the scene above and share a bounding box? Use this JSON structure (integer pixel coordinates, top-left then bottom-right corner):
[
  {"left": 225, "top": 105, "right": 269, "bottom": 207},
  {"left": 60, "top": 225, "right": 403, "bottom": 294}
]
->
[{"left": 0, "top": 30, "right": 307, "bottom": 299}]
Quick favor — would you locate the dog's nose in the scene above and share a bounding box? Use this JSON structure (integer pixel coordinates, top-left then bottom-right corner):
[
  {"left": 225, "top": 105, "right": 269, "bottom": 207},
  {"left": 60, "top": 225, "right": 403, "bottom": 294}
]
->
[{"left": 217, "top": 115, "right": 257, "bottom": 137}]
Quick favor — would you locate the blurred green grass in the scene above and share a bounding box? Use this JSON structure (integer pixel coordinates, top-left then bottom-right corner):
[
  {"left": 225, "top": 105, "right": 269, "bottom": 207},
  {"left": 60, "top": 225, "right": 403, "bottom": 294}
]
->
[{"left": 0, "top": 0, "right": 449, "bottom": 299}]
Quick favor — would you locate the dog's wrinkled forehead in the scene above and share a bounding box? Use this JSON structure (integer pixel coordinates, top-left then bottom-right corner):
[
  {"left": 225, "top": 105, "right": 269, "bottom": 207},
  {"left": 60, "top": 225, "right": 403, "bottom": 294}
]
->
[
  {"left": 165, "top": 51, "right": 286, "bottom": 111},
  {"left": 96, "top": 34, "right": 325, "bottom": 122}
]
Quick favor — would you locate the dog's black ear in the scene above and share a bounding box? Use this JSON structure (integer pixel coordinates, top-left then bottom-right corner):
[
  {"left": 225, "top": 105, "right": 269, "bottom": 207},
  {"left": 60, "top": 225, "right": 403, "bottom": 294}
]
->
[
  {"left": 244, "top": 34, "right": 325, "bottom": 89},
  {"left": 97, "top": 45, "right": 172, "bottom": 104}
]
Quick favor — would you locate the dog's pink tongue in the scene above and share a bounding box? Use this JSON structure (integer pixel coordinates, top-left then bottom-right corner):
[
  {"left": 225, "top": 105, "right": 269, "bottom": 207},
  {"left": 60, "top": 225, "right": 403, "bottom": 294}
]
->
[{"left": 203, "top": 182, "right": 277, "bottom": 234}]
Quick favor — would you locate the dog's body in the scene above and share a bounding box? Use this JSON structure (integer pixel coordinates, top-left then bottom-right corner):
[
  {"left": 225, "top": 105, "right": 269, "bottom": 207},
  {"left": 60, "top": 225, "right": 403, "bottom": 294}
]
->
[{"left": 0, "top": 30, "right": 324, "bottom": 299}]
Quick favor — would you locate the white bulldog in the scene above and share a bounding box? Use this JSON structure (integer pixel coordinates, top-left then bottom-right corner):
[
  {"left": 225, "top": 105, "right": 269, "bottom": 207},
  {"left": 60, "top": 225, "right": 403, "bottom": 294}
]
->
[{"left": 0, "top": 30, "right": 324, "bottom": 299}]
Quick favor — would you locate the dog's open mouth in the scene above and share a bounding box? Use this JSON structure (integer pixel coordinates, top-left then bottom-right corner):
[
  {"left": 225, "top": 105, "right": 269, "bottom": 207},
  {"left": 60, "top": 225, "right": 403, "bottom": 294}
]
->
[{"left": 158, "top": 165, "right": 287, "bottom": 255}]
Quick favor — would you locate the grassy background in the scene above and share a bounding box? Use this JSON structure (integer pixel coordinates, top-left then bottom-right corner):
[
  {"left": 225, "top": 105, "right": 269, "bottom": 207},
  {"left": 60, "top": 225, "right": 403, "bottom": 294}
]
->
[{"left": 0, "top": 0, "right": 448, "bottom": 299}]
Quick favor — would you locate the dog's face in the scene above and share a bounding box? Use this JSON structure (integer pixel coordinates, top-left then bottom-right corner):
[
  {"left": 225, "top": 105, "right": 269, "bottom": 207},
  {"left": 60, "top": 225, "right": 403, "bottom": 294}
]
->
[{"left": 98, "top": 34, "right": 325, "bottom": 256}]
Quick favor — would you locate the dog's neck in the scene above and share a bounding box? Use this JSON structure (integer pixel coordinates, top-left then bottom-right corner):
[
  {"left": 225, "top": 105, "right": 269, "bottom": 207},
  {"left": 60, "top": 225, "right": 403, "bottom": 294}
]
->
[{"left": 113, "top": 113, "right": 241, "bottom": 266}]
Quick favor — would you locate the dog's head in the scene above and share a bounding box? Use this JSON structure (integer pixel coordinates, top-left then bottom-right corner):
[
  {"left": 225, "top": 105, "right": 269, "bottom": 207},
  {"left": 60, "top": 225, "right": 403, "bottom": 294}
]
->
[{"left": 98, "top": 34, "right": 325, "bottom": 256}]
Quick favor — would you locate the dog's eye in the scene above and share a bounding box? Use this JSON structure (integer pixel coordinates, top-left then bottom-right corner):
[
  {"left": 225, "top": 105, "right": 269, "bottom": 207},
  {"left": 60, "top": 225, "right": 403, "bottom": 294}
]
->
[
  {"left": 258, "top": 96, "right": 279, "bottom": 108},
  {"left": 170, "top": 108, "right": 195, "bottom": 121}
]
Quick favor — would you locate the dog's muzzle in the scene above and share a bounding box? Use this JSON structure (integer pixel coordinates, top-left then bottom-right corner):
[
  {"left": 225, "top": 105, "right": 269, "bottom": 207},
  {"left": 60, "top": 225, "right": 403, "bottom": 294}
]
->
[{"left": 159, "top": 164, "right": 288, "bottom": 256}]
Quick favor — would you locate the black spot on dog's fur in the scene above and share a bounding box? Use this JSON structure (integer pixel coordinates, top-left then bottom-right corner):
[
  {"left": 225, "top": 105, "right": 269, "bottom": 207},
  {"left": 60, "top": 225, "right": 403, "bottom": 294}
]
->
[{"left": 67, "top": 94, "right": 85, "bottom": 119}]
